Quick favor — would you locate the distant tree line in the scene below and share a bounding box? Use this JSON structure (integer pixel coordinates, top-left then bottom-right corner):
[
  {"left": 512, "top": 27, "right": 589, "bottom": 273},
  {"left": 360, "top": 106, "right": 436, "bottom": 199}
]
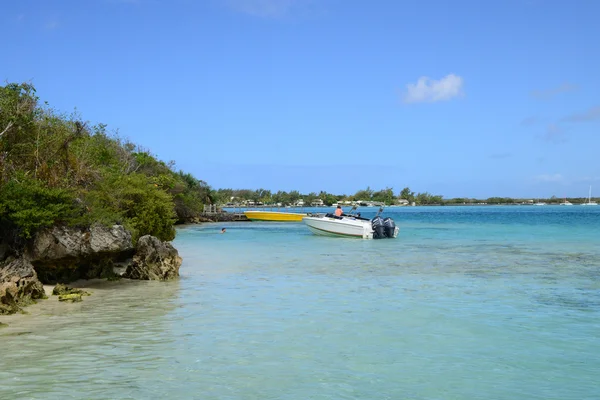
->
[
  {"left": 213, "top": 186, "right": 444, "bottom": 206},
  {"left": 214, "top": 188, "right": 594, "bottom": 207}
]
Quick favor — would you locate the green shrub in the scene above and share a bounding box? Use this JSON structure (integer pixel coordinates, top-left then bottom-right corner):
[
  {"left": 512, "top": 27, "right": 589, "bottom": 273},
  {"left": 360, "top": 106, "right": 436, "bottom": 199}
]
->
[
  {"left": 0, "top": 177, "right": 80, "bottom": 238},
  {"left": 84, "top": 172, "right": 176, "bottom": 241}
]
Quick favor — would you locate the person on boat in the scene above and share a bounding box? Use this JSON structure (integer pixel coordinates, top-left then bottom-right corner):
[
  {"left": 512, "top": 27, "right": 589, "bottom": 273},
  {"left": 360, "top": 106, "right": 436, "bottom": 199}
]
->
[{"left": 334, "top": 205, "right": 343, "bottom": 217}]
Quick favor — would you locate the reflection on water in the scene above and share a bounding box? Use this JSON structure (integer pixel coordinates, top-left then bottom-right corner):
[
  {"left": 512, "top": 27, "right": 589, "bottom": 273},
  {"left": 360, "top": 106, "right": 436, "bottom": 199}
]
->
[{"left": 1, "top": 206, "right": 599, "bottom": 399}]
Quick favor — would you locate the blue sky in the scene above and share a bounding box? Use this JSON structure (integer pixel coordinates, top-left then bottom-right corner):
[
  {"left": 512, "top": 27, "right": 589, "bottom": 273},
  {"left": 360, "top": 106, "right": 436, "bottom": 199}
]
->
[{"left": 2, "top": 0, "right": 599, "bottom": 198}]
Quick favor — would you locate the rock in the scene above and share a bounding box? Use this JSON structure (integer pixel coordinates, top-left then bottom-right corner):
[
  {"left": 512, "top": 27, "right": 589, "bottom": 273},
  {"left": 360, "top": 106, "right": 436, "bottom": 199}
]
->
[
  {"left": 27, "top": 224, "right": 134, "bottom": 283},
  {"left": 52, "top": 284, "right": 90, "bottom": 297},
  {"left": 0, "top": 322, "right": 8, "bottom": 328},
  {"left": 28, "top": 224, "right": 133, "bottom": 262},
  {"left": 58, "top": 293, "right": 82, "bottom": 302},
  {"left": 112, "top": 260, "right": 131, "bottom": 278},
  {"left": 0, "top": 257, "right": 46, "bottom": 315},
  {"left": 89, "top": 224, "right": 134, "bottom": 254},
  {"left": 125, "top": 235, "right": 182, "bottom": 281}
]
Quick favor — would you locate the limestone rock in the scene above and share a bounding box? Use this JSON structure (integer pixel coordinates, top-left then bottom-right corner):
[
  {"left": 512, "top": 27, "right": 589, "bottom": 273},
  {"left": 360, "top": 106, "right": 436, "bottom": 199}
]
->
[
  {"left": 89, "top": 224, "right": 133, "bottom": 254},
  {"left": 28, "top": 224, "right": 133, "bottom": 262},
  {"left": 126, "top": 235, "right": 182, "bottom": 281},
  {"left": 0, "top": 257, "right": 46, "bottom": 315},
  {"left": 27, "top": 224, "right": 134, "bottom": 283}
]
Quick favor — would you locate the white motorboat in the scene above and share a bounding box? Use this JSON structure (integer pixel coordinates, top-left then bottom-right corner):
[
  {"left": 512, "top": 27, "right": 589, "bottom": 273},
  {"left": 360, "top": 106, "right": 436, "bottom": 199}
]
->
[{"left": 302, "top": 207, "right": 399, "bottom": 239}]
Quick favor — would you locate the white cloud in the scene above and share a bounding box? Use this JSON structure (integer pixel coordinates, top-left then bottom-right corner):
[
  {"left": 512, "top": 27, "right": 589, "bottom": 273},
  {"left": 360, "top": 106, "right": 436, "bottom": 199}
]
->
[
  {"left": 403, "top": 74, "right": 464, "bottom": 104},
  {"left": 534, "top": 173, "right": 563, "bottom": 183}
]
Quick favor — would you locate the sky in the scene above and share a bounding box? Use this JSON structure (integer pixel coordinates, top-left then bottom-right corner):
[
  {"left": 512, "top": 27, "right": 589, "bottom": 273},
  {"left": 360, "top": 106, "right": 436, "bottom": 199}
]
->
[{"left": 2, "top": 0, "right": 599, "bottom": 199}]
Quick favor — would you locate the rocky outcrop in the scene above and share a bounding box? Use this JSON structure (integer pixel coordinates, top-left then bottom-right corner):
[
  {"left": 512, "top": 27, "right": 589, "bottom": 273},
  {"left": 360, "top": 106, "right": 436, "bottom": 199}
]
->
[
  {"left": 28, "top": 224, "right": 133, "bottom": 262},
  {"left": 0, "top": 257, "right": 46, "bottom": 314},
  {"left": 125, "top": 235, "right": 182, "bottom": 281},
  {"left": 27, "top": 224, "right": 134, "bottom": 283},
  {"left": 0, "top": 224, "right": 181, "bottom": 314}
]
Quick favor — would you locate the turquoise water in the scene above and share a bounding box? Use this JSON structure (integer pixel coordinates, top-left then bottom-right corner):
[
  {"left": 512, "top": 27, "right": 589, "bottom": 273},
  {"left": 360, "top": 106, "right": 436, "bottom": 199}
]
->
[{"left": 1, "top": 206, "right": 599, "bottom": 399}]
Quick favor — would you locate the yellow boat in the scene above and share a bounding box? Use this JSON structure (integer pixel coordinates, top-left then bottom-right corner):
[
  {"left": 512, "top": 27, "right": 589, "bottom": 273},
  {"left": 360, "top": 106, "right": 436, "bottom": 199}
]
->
[{"left": 243, "top": 210, "right": 307, "bottom": 222}]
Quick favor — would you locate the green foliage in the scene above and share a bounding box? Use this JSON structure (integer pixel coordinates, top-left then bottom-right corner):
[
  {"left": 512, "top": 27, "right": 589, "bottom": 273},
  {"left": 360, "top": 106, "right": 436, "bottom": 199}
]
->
[
  {"left": 0, "top": 82, "right": 212, "bottom": 247},
  {"left": 304, "top": 192, "right": 318, "bottom": 206},
  {"left": 353, "top": 187, "right": 374, "bottom": 201},
  {"left": 400, "top": 187, "right": 415, "bottom": 202},
  {"left": 372, "top": 187, "right": 395, "bottom": 205},
  {"left": 318, "top": 191, "right": 339, "bottom": 206},
  {"left": 486, "top": 197, "right": 515, "bottom": 204},
  {"left": 0, "top": 176, "right": 80, "bottom": 238},
  {"left": 0, "top": 83, "right": 39, "bottom": 147},
  {"left": 255, "top": 188, "right": 272, "bottom": 204},
  {"left": 288, "top": 190, "right": 301, "bottom": 205},
  {"left": 85, "top": 172, "right": 176, "bottom": 241}
]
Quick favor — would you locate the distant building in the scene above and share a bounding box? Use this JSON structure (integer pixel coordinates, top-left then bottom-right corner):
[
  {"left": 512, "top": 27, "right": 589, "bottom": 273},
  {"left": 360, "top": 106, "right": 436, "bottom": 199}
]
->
[
  {"left": 311, "top": 199, "right": 324, "bottom": 207},
  {"left": 396, "top": 199, "right": 410, "bottom": 206}
]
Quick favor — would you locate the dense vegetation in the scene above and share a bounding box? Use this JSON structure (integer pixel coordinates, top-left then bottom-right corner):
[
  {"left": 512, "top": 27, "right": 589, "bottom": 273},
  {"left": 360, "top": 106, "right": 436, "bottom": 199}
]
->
[{"left": 0, "top": 83, "right": 213, "bottom": 246}]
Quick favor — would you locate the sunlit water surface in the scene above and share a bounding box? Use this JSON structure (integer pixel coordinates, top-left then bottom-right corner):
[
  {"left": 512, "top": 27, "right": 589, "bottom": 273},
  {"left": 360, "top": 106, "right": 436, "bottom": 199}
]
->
[{"left": 1, "top": 206, "right": 599, "bottom": 399}]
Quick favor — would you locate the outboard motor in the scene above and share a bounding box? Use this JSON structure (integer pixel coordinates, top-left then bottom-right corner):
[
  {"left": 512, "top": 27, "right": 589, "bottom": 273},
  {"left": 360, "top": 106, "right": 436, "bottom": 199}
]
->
[
  {"left": 371, "top": 216, "right": 385, "bottom": 239},
  {"left": 383, "top": 217, "right": 396, "bottom": 238}
]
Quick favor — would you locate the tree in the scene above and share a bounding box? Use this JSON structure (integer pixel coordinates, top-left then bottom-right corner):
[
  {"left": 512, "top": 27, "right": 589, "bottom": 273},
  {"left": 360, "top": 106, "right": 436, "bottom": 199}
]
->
[
  {"left": 318, "top": 190, "right": 338, "bottom": 206},
  {"left": 400, "top": 187, "right": 415, "bottom": 203},
  {"left": 304, "top": 192, "right": 318, "bottom": 206},
  {"left": 353, "top": 187, "right": 374, "bottom": 201},
  {"left": 289, "top": 190, "right": 301, "bottom": 205},
  {"left": 255, "top": 188, "right": 272, "bottom": 204},
  {"left": 372, "top": 187, "right": 395, "bottom": 205}
]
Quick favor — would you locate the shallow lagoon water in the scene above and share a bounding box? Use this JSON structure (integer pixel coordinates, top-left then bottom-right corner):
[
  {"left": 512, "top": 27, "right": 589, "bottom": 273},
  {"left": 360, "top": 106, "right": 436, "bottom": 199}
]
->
[{"left": 1, "top": 206, "right": 599, "bottom": 399}]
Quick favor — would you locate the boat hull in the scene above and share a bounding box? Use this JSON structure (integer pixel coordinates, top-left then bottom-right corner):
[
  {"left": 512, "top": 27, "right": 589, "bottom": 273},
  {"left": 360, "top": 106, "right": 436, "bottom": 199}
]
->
[
  {"left": 303, "top": 216, "right": 374, "bottom": 239},
  {"left": 243, "top": 210, "right": 307, "bottom": 222}
]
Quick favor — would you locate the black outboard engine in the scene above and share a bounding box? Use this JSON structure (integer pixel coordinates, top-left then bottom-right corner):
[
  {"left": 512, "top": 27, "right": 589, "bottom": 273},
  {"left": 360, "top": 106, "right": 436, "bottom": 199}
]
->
[
  {"left": 371, "top": 216, "right": 385, "bottom": 239},
  {"left": 383, "top": 217, "right": 396, "bottom": 238}
]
